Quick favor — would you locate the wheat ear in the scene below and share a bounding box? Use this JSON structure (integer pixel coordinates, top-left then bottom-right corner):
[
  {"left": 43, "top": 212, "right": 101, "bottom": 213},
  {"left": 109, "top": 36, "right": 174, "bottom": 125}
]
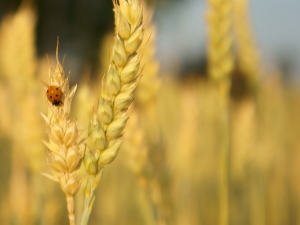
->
[
  {"left": 123, "top": 4, "right": 173, "bottom": 224},
  {"left": 82, "top": 0, "right": 144, "bottom": 224},
  {"left": 41, "top": 40, "right": 84, "bottom": 225},
  {"left": 233, "top": 0, "right": 261, "bottom": 93},
  {"left": 0, "top": 4, "right": 45, "bottom": 224},
  {"left": 206, "top": 0, "right": 234, "bottom": 225}
]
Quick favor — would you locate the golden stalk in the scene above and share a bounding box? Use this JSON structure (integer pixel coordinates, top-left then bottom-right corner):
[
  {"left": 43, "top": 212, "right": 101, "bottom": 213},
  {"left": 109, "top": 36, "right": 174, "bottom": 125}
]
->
[
  {"left": 82, "top": 0, "right": 145, "bottom": 224},
  {"left": 66, "top": 195, "right": 76, "bottom": 225},
  {"left": 206, "top": 0, "right": 234, "bottom": 225}
]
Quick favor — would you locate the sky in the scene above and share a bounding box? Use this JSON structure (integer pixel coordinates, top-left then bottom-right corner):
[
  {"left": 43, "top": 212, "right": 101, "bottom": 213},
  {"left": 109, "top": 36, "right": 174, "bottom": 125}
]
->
[{"left": 154, "top": 0, "right": 300, "bottom": 80}]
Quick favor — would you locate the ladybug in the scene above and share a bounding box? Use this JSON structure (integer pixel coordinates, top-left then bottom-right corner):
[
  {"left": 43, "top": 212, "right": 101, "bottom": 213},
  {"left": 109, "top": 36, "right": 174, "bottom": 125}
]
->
[{"left": 46, "top": 86, "right": 63, "bottom": 106}]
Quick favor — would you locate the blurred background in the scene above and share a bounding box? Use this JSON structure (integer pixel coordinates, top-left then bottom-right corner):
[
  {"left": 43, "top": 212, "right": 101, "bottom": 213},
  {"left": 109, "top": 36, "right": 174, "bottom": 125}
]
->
[
  {"left": 0, "top": 0, "right": 300, "bottom": 225},
  {"left": 1, "top": 0, "right": 299, "bottom": 81}
]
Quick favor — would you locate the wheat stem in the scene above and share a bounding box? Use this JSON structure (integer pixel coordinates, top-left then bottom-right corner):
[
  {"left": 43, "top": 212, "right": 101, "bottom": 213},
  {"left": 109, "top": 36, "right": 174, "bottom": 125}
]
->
[
  {"left": 80, "top": 170, "right": 102, "bottom": 225},
  {"left": 66, "top": 195, "right": 76, "bottom": 225},
  {"left": 219, "top": 101, "right": 230, "bottom": 225}
]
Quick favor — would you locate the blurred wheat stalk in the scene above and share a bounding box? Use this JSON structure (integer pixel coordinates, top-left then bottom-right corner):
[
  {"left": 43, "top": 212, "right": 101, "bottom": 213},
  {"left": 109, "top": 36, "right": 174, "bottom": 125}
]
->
[
  {"left": 0, "top": 3, "right": 46, "bottom": 224},
  {"left": 206, "top": 0, "right": 234, "bottom": 225},
  {"left": 122, "top": 3, "right": 171, "bottom": 225},
  {"left": 232, "top": 1, "right": 266, "bottom": 225}
]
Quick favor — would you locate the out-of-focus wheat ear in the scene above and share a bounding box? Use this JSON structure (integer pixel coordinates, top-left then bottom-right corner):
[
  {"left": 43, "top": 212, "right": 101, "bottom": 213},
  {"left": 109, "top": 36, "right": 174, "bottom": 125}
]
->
[
  {"left": 134, "top": 4, "right": 161, "bottom": 143},
  {"left": 82, "top": 0, "right": 145, "bottom": 225},
  {"left": 122, "top": 3, "right": 173, "bottom": 224},
  {"left": 207, "top": 0, "right": 234, "bottom": 103},
  {"left": 0, "top": 3, "right": 47, "bottom": 225},
  {"left": 233, "top": 0, "right": 261, "bottom": 95},
  {"left": 206, "top": 0, "right": 234, "bottom": 225}
]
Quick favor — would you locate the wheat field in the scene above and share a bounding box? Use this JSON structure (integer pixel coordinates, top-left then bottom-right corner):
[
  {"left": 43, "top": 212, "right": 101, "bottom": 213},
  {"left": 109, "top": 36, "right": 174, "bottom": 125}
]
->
[{"left": 0, "top": 0, "right": 299, "bottom": 225}]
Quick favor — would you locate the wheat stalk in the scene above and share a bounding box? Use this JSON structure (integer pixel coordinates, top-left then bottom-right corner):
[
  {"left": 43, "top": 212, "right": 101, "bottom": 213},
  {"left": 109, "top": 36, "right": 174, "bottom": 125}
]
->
[
  {"left": 206, "top": 0, "right": 234, "bottom": 225},
  {"left": 82, "top": 0, "right": 144, "bottom": 224},
  {"left": 41, "top": 40, "right": 84, "bottom": 225}
]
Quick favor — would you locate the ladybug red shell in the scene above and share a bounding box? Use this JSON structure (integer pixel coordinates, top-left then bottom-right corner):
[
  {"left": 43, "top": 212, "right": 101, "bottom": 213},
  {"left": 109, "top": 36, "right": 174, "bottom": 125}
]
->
[{"left": 47, "top": 86, "right": 63, "bottom": 106}]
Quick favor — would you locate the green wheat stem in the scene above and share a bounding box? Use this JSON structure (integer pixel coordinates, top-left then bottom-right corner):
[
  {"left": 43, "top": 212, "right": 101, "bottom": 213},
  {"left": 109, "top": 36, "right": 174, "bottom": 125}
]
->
[{"left": 80, "top": 170, "right": 103, "bottom": 225}]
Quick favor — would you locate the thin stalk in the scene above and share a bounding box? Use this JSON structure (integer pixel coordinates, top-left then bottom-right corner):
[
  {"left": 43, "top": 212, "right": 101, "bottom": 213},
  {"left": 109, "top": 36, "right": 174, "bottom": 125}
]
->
[
  {"left": 66, "top": 195, "right": 76, "bottom": 225},
  {"left": 80, "top": 170, "right": 103, "bottom": 225},
  {"left": 219, "top": 94, "right": 230, "bottom": 225},
  {"left": 206, "top": 0, "right": 234, "bottom": 222}
]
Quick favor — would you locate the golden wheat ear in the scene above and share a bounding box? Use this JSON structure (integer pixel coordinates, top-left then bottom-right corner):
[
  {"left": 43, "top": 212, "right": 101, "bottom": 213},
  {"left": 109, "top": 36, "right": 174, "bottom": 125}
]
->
[
  {"left": 81, "top": 0, "right": 145, "bottom": 224},
  {"left": 41, "top": 41, "right": 83, "bottom": 225}
]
